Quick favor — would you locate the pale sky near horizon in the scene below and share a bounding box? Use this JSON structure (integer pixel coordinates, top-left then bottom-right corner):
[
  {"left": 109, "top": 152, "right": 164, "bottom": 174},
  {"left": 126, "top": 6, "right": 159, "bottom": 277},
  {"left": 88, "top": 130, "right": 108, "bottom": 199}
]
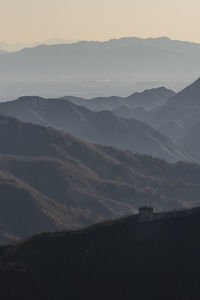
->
[{"left": 0, "top": 0, "right": 200, "bottom": 44}]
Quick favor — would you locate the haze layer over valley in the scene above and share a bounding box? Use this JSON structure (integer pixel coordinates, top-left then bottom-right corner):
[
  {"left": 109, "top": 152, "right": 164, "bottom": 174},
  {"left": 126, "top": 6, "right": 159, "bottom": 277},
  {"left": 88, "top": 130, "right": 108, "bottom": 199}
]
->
[{"left": 0, "top": 36, "right": 199, "bottom": 100}]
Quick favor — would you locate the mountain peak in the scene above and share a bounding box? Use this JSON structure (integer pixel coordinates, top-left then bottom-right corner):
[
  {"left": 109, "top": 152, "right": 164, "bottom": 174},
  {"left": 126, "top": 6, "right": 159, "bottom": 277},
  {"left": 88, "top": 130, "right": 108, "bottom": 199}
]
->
[
  {"left": 180, "top": 76, "right": 200, "bottom": 91},
  {"left": 190, "top": 77, "right": 200, "bottom": 86},
  {"left": 163, "top": 77, "right": 200, "bottom": 108}
]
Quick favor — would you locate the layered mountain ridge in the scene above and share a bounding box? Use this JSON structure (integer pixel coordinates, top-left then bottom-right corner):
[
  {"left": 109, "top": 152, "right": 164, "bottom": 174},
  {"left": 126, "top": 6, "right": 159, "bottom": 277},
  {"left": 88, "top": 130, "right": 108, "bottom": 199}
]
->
[
  {"left": 1, "top": 115, "right": 200, "bottom": 243},
  {"left": 146, "top": 78, "right": 200, "bottom": 154},
  {"left": 63, "top": 87, "right": 175, "bottom": 111},
  {"left": 0, "top": 94, "right": 195, "bottom": 163},
  {"left": 0, "top": 37, "right": 200, "bottom": 78}
]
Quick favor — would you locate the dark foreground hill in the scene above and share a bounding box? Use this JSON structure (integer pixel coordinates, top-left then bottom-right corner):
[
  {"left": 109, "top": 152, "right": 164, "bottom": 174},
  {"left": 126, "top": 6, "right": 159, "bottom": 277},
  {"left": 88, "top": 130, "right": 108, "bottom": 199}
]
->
[
  {"left": 1, "top": 115, "right": 200, "bottom": 243},
  {"left": 1, "top": 208, "right": 200, "bottom": 299},
  {"left": 0, "top": 95, "right": 194, "bottom": 163}
]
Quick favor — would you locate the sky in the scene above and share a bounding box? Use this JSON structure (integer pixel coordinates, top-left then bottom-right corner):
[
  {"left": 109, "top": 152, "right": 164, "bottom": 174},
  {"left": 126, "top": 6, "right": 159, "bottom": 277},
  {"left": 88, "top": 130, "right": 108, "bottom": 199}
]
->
[{"left": 0, "top": 0, "right": 200, "bottom": 44}]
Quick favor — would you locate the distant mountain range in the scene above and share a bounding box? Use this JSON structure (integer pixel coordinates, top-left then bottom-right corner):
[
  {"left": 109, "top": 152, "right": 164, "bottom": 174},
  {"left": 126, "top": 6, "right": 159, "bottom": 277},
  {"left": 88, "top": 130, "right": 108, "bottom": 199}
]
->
[
  {"left": 0, "top": 38, "right": 77, "bottom": 52},
  {"left": 0, "top": 37, "right": 200, "bottom": 79},
  {"left": 2, "top": 36, "right": 200, "bottom": 55},
  {"left": 0, "top": 50, "right": 7, "bottom": 54},
  {"left": 0, "top": 94, "right": 195, "bottom": 163},
  {"left": 1, "top": 115, "right": 200, "bottom": 243},
  {"left": 1, "top": 207, "right": 200, "bottom": 299},
  {"left": 1, "top": 36, "right": 199, "bottom": 100}
]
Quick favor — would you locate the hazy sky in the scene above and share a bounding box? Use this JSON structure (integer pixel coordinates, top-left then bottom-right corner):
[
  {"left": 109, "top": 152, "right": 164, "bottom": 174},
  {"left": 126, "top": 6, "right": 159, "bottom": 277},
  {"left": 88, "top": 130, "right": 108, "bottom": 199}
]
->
[{"left": 0, "top": 0, "right": 200, "bottom": 43}]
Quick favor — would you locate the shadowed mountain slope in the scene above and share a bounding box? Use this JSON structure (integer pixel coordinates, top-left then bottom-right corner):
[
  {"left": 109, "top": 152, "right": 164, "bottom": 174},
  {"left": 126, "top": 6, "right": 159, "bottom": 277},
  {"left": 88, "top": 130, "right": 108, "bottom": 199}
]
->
[
  {"left": 150, "top": 78, "right": 200, "bottom": 129},
  {"left": 1, "top": 208, "right": 200, "bottom": 299},
  {"left": 112, "top": 106, "right": 150, "bottom": 121},
  {"left": 130, "top": 78, "right": 200, "bottom": 147},
  {"left": 0, "top": 96, "right": 194, "bottom": 163},
  {"left": 178, "top": 121, "right": 200, "bottom": 155},
  {"left": 1, "top": 116, "right": 200, "bottom": 243}
]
